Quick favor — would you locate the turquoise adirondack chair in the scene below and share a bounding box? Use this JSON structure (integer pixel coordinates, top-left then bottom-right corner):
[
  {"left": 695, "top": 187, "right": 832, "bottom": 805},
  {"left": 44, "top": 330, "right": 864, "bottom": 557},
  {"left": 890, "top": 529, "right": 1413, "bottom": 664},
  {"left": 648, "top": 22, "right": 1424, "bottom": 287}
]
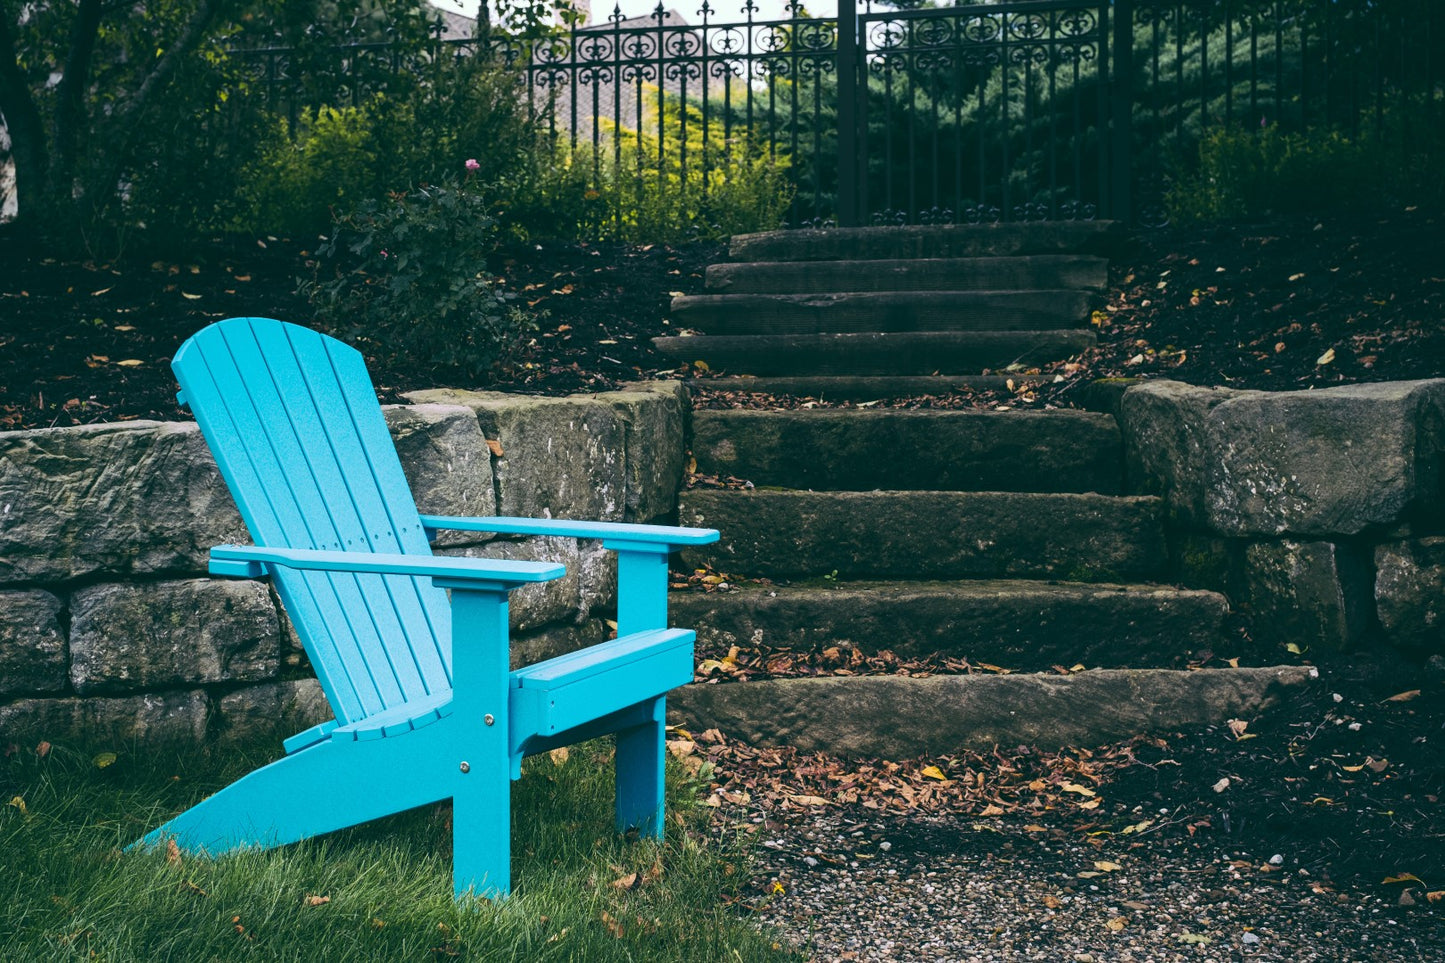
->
[{"left": 131, "top": 317, "right": 718, "bottom": 899}]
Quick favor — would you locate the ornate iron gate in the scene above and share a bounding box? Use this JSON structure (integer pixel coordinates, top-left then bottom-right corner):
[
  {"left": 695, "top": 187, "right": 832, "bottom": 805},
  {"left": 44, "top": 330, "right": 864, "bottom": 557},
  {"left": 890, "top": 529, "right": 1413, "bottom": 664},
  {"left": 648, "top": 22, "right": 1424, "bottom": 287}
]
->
[{"left": 838, "top": 0, "right": 1113, "bottom": 225}]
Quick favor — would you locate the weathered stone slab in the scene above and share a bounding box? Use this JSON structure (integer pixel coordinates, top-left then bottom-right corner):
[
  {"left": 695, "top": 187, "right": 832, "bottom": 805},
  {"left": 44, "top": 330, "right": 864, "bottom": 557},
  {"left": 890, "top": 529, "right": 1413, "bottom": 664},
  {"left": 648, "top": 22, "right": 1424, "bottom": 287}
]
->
[
  {"left": 215, "top": 679, "right": 331, "bottom": 740},
  {"left": 0, "top": 420, "right": 245, "bottom": 583},
  {"left": 607, "top": 382, "right": 688, "bottom": 522},
  {"left": 1240, "top": 541, "right": 1372, "bottom": 652},
  {"left": 1122, "top": 379, "right": 1445, "bottom": 536},
  {"left": 705, "top": 255, "right": 1109, "bottom": 295},
  {"left": 403, "top": 390, "right": 627, "bottom": 522},
  {"left": 405, "top": 385, "right": 686, "bottom": 525},
  {"left": 727, "top": 221, "right": 1125, "bottom": 263},
  {"left": 512, "top": 618, "right": 611, "bottom": 669},
  {"left": 440, "top": 536, "right": 615, "bottom": 632},
  {"left": 679, "top": 490, "right": 1166, "bottom": 581},
  {"left": 690, "top": 409, "right": 1122, "bottom": 494},
  {"left": 670, "top": 290, "right": 1093, "bottom": 335},
  {"left": 69, "top": 580, "right": 280, "bottom": 694},
  {"left": 1375, "top": 537, "right": 1445, "bottom": 653},
  {"left": 672, "top": 580, "right": 1229, "bottom": 669},
  {"left": 384, "top": 404, "right": 497, "bottom": 545},
  {"left": 669, "top": 667, "right": 1315, "bottom": 755},
  {"left": 0, "top": 690, "right": 209, "bottom": 743},
  {"left": 653, "top": 330, "right": 1097, "bottom": 377},
  {"left": 0, "top": 589, "right": 66, "bottom": 696},
  {"left": 1120, "top": 381, "right": 1248, "bottom": 527}
]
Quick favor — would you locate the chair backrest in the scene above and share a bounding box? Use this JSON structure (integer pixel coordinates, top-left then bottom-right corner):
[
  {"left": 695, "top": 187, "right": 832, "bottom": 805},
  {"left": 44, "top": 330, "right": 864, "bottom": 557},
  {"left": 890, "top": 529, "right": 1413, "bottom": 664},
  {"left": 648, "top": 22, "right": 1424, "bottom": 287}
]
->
[{"left": 172, "top": 317, "right": 453, "bottom": 725}]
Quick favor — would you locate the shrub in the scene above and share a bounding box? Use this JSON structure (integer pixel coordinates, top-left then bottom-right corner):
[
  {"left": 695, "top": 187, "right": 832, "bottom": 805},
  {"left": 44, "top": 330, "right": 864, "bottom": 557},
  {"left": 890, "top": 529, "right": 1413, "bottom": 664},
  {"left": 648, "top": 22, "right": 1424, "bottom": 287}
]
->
[
  {"left": 299, "top": 172, "right": 535, "bottom": 380},
  {"left": 237, "top": 103, "right": 385, "bottom": 238}
]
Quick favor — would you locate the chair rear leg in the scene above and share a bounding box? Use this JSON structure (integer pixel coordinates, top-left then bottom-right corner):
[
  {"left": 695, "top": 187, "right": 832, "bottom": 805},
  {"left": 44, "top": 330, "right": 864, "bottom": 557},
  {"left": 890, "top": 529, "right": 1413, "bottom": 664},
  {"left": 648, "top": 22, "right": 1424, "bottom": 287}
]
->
[
  {"left": 130, "top": 727, "right": 451, "bottom": 855},
  {"left": 613, "top": 695, "right": 667, "bottom": 838}
]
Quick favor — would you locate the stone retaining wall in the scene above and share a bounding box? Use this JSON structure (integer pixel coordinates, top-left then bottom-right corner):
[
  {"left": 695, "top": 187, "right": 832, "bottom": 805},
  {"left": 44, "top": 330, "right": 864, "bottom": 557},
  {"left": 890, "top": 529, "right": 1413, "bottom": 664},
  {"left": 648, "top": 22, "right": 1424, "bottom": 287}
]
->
[
  {"left": 1119, "top": 379, "right": 1445, "bottom": 655},
  {"left": 0, "top": 384, "right": 686, "bottom": 744}
]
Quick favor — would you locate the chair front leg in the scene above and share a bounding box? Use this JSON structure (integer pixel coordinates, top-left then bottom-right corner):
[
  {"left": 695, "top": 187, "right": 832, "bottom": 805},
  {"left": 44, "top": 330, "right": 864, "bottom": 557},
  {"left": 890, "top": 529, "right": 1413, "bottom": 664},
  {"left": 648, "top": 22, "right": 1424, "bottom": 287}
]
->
[
  {"left": 442, "top": 582, "right": 515, "bottom": 900},
  {"left": 614, "top": 694, "right": 668, "bottom": 838}
]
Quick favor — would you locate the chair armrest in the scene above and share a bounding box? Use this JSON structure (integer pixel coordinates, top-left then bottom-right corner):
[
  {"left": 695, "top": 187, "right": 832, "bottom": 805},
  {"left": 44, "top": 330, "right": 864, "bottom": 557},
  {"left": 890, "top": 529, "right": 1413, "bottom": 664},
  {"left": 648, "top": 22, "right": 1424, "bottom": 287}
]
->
[
  {"left": 208, "top": 544, "right": 566, "bottom": 588},
  {"left": 418, "top": 515, "right": 719, "bottom": 551}
]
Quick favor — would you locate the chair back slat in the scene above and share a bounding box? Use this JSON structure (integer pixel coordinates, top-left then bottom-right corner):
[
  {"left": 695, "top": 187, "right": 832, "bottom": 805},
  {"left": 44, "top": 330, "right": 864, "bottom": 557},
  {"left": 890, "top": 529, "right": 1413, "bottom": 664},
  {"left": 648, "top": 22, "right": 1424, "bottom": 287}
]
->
[{"left": 173, "top": 318, "right": 455, "bottom": 725}]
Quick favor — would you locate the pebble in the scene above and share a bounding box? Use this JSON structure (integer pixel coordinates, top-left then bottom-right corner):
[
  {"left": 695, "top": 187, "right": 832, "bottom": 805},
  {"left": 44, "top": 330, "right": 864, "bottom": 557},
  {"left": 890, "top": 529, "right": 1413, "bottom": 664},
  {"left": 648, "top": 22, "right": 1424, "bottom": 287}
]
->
[{"left": 741, "top": 811, "right": 1443, "bottom": 961}]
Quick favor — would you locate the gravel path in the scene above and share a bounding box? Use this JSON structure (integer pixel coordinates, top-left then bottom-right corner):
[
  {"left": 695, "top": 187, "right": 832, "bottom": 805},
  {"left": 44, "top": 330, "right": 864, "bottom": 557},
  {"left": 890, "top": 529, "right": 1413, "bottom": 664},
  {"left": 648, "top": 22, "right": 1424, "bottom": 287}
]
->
[{"left": 742, "top": 810, "right": 1445, "bottom": 962}]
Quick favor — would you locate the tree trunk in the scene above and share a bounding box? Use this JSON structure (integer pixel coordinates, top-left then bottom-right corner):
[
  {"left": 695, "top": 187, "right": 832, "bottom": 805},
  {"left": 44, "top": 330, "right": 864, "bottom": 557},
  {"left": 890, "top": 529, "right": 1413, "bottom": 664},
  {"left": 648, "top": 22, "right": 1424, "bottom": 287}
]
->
[{"left": 0, "top": 10, "right": 51, "bottom": 226}]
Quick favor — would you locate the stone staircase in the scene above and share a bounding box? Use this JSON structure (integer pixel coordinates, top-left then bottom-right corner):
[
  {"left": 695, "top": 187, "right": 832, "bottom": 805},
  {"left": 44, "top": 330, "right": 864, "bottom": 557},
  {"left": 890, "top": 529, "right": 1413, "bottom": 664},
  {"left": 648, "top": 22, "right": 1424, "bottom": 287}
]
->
[
  {"left": 666, "top": 405, "right": 1313, "bottom": 756},
  {"left": 652, "top": 221, "right": 1124, "bottom": 391},
  {"left": 656, "top": 222, "right": 1313, "bottom": 757}
]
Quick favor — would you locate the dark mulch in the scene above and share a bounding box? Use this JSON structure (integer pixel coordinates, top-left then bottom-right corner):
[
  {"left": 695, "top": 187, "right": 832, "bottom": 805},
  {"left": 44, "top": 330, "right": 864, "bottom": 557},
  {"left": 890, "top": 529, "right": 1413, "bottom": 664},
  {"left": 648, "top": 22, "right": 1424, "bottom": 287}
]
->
[{"left": 0, "top": 232, "right": 715, "bottom": 430}]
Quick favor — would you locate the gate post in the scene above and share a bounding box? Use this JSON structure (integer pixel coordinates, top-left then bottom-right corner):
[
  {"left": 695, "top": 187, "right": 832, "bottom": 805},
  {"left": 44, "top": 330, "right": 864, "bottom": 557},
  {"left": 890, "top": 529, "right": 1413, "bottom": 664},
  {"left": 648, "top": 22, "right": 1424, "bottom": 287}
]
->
[
  {"left": 1109, "top": 0, "right": 1134, "bottom": 223},
  {"left": 835, "top": 0, "right": 860, "bottom": 227}
]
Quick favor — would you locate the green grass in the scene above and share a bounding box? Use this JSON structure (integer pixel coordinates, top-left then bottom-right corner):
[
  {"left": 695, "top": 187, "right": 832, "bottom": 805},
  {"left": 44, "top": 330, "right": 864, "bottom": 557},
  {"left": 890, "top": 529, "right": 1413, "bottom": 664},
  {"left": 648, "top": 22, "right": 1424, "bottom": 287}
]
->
[{"left": 0, "top": 736, "right": 798, "bottom": 962}]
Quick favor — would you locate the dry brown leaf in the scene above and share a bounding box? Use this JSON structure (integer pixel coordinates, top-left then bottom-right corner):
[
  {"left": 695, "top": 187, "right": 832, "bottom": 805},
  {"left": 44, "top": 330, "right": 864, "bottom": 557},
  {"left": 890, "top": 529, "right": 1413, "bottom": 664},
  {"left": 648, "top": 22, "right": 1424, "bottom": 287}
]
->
[
  {"left": 1093, "top": 860, "right": 1123, "bottom": 872},
  {"left": 305, "top": 894, "right": 330, "bottom": 906},
  {"left": 548, "top": 746, "right": 569, "bottom": 766},
  {"left": 611, "top": 873, "right": 639, "bottom": 890},
  {"left": 485, "top": 439, "right": 505, "bottom": 457},
  {"left": 165, "top": 838, "right": 182, "bottom": 867},
  {"left": 1106, "top": 916, "right": 1128, "bottom": 932},
  {"left": 600, "top": 910, "right": 626, "bottom": 938},
  {"left": 1386, "top": 689, "right": 1421, "bottom": 702}
]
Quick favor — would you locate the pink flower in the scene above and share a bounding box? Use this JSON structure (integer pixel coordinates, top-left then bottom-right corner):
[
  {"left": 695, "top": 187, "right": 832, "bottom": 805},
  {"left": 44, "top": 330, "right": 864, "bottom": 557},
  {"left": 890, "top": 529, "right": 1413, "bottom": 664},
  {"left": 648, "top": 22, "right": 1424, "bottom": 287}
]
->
[{"left": 465, "top": 158, "right": 480, "bottom": 172}]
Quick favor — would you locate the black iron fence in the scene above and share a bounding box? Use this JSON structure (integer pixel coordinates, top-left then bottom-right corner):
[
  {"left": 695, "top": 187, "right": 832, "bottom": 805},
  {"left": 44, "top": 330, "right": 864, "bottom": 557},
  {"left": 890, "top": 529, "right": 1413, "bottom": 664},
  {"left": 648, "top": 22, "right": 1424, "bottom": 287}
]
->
[{"left": 234, "top": 0, "right": 1442, "bottom": 228}]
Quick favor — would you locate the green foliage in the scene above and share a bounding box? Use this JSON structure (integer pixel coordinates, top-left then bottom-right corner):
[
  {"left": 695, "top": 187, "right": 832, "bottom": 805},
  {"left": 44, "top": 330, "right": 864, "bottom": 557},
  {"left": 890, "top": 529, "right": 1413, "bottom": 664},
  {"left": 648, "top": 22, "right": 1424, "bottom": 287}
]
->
[
  {"left": 234, "top": 54, "right": 543, "bottom": 240},
  {"left": 300, "top": 176, "right": 535, "bottom": 380},
  {"left": 1166, "top": 97, "right": 1445, "bottom": 222},
  {"left": 0, "top": 737, "right": 798, "bottom": 961},
  {"left": 568, "top": 88, "right": 794, "bottom": 242},
  {"left": 239, "top": 104, "right": 381, "bottom": 238}
]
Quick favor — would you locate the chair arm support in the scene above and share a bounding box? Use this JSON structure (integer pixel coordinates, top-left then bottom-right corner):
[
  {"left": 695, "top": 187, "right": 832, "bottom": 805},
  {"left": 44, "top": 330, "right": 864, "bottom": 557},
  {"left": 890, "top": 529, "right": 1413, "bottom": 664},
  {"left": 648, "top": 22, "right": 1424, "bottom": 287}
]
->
[
  {"left": 417, "top": 515, "right": 719, "bottom": 551},
  {"left": 208, "top": 544, "right": 566, "bottom": 589}
]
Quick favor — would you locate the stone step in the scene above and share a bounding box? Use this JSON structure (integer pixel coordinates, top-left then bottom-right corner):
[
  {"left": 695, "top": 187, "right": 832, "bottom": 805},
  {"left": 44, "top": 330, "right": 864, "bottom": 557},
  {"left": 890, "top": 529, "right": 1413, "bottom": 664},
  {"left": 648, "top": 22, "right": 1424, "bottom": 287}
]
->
[
  {"left": 669, "top": 291, "right": 1093, "bottom": 336},
  {"left": 705, "top": 255, "right": 1109, "bottom": 295},
  {"left": 653, "top": 331, "right": 1096, "bottom": 376},
  {"left": 715, "top": 254, "right": 1109, "bottom": 296},
  {"left": 728, "top": 221, "right": 1125, "bottom": 263},
  {"left": 693, "top": 375, "right": 1035, "bottom": 400},
  {"left": 668, "top": 666, "right": 1316, "bottom": 755},
  {"left": 678, "top": 489, "right": 1166, "bottom": 581},
  {"left": 691, "top": 409, "right": 1122, "bottom": 493},
  {"left": 671, "top": 580, "right": 1230, "bottom": 670}
]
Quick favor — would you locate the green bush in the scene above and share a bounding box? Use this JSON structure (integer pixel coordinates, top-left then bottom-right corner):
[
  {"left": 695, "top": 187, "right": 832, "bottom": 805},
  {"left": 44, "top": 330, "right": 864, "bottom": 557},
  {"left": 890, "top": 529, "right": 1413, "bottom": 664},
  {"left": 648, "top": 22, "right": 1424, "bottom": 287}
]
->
[
  {"left": 574, "top": 88, "right": 794, "bottom": 242},
  {"left": 238, "top": 104, "right": 385, "bottom": 238},
  {"left": 299, "top": 174, "right": 535, "bottom": 380},
  {"left": 1166, "top": 96, "right": 1445, "bottom": 223}
]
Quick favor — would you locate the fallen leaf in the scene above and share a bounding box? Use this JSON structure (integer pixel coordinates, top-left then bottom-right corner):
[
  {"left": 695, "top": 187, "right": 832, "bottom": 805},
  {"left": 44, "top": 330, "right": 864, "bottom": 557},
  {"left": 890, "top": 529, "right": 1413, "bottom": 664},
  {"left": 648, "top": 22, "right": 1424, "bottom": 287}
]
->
[
  {"left": 34, "top": 741, "right": 51, "bottom": 759},
  {"left": 920, "top": 765, "right": 950, "bottom": 782},
  {"left": 91, "top": 287, "right": 112, "bottom": 296},
  {"left": 787, "top": 794, "right": 830, "bottom": 807},
  {"left": 549, "top": 746, "right": 569, "bottom": 766},
  {"left": 1024, "top": 824, "right": 1048, "bottom": 833},
  {"left": 1093, "top": 860, "right": 1123, "bottom": 872},
  {"left": 114, "top": 324, "right": 135, "bottom": 332},
  {"left": 166, "top": 839, "right": 182, "bottom": 866},
  {"left": 1316, "top": 347, "right": 1336, "bottom": 365},
  {"left": 1385, "top": 689, "right": 1420, "bottom": 702},
  {"left": 1106, "top": 916, "right": 1128, "bottom": 931},
  {"left": 181, "top": 292, "right": 202, "bottom": 300},
  {"left": 93, "top": 752, "right": 117, "bottom": 769},
  {"left": 1384, "top": 873, "right": 1423, "bottom": 885},
  {"left": 1289, "top": 273, "right": 1306, "bottom": 281},
  {"left": 305, "top": 894, "right": 330, "bottom": 906},
  {"left": 485, "top": 439, "right": 504, "bottom": 457},
  {"left": 979, "top": 804, "right": 1005, "bottom": 817},
  {"left": 1226, "top": 719, "right": 1249, "bottom": 739},
  {"left": 1426, "top": 891, "right": 1444, "bottom": 903},
  {"left": 7, "top": 795, "right": 26, "bottom": 815},
  {"left": 1061, "top": 782, "right": 1096, "bottom": 797},
  {"left": 601, "top": 907, "right": 632, "bottom": 937},
  {"left": 611, "top": 873, "right": 639, "bottom": 890},
  {"left": 116, "top": 359, "right": 144, "bottom": 367},
  {"left": 1212, "top": 777, "right": 1231, "bottom": 793},
  {"left": 1177, "top": 932, "right": 1211, "bottom": 944}
]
